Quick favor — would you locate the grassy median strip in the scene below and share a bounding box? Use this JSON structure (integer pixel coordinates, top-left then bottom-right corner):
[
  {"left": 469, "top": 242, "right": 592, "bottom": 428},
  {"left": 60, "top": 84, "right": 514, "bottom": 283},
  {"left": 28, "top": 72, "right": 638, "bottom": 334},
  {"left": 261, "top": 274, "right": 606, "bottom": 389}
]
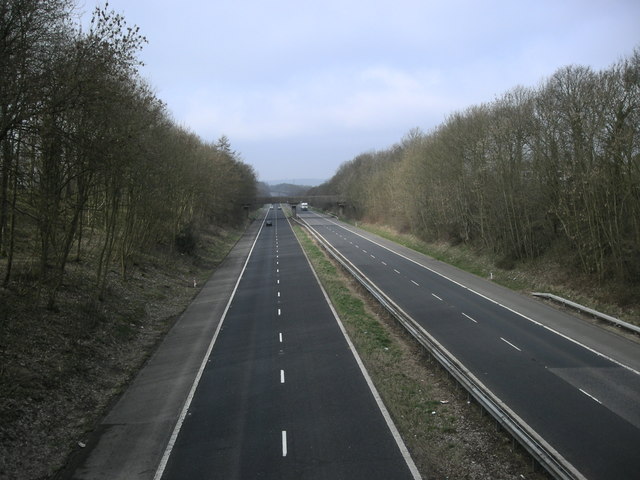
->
[{"left": 293, "top": 223, "right": 547, "bottom": 480}]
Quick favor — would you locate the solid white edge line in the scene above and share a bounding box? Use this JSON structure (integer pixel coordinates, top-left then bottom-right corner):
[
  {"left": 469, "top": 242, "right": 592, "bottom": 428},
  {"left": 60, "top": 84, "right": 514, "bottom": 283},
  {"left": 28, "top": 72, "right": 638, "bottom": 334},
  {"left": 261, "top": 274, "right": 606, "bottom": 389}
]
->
[
  {"left": 292, "top": 221, "right": 422, "bottom": 480},
  {"left": 153, "top": 210, "right": 268, "bottom": 480},
  {"left": 300, "top": 213, "right": 587, "bottom": 480},
  {"left": 312, "top": 212, "right": 640, "bottom": 377}
]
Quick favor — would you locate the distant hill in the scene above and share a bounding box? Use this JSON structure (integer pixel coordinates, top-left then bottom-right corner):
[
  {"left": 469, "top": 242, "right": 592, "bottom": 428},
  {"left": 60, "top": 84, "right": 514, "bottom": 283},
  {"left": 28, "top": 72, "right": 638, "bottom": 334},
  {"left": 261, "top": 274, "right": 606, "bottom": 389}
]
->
[
  {"left": 256, "top": 179, "right": 326, "bottom": 198},
  {"left": 268, "top": 183, "right": 311, "bottom": 197},
  {"left": 267, "top": 178, "right": 326, "bottom": 187},
  {"left": 257, "top": 181, "right": 271, "bottom": 197}
]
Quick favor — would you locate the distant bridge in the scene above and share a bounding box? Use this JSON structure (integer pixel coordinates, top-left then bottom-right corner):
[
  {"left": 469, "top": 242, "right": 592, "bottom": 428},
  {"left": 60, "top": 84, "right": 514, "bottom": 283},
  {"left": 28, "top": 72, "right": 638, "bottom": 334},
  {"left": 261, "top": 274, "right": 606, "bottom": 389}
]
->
[{"left": 253, "top": 194, "right": 343, "bottom": 206}]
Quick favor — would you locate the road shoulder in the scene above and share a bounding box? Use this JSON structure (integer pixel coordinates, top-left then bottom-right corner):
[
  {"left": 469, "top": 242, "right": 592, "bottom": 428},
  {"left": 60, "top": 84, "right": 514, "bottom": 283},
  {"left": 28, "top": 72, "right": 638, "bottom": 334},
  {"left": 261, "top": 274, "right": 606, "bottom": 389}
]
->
[
  {"left": 57, "top": 220, "right": 262, "bottom": 480},
  {"left": 314, "top": 215, "right": 640, "bottom": 374}
]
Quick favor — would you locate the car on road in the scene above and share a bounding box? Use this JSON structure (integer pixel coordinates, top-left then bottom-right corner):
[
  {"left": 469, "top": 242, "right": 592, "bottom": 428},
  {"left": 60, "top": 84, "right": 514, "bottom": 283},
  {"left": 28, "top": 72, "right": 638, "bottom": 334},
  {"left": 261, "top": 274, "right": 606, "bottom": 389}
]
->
[{"left": 266, "top": 220, "right": 272, "bottom": 226}]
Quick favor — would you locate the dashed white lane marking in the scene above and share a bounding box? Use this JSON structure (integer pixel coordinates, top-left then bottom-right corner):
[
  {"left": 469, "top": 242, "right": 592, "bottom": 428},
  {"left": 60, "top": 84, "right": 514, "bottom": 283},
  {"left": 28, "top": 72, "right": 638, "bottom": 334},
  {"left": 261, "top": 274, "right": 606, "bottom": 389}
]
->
[
  {"left": 393, "top": 269, "right": 400, "bottom": 274},
  {"left": 300, "top": 236, "right": 422, "bottom": 480},
  {"left": 278, "top": 308, "right": 281, "bottom": 316},
  {"left": 431, "top": 293, "right": 443, "bottom": 301},
  {"left": 370, "top": 254, "right": 376, "bottom": 259},
  {"left": 280, "top": 370, "right": 285, "bottom": 383},
  {"left": 312, "top": 214, "right": 640, "bottom": 377},
  {"left": 362, "top": 249, "right": 368, "bottom": 254},
  {"left": 277, "top": 268, "right": 279, "bottom": 273},
  {"left": 282, "top": 431, "right": 287, "bottom": 456},
  {"left": 381, "top": 261, "right": 387, "bottom": 266},
  {"left": 500, "top": 337, "right": 522, "bottom": 352},
  {"left": 462, "top": 313, "right": 478, "bottom": 323},
  {"left": 277, "top": 279, "right": 280, "bottom": 284},
  {"left": 278, "top": 291, "right": 281, "bottom": 297},
  {"left": 579, "top": 388, "right": 602, "bottom": 404},
  {"left": 279, "top": 332, "right": 283, "bottom": 342},
  {"left": 411, "top": 280, "right": 419, "bottom": 286},
  {"left": 153, "top": 210, "right": 267, "bottom": 480}
]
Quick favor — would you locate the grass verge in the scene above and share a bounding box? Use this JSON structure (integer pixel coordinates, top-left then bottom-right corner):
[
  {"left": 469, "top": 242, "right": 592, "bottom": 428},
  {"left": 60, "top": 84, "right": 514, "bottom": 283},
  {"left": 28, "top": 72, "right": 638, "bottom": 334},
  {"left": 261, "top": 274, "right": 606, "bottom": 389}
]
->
[
  {"left": 293, "top": 223, "right": 548, "bottom": 480},
  {"left": 348, "top": 221, "right": 640, "bottom": 328},
  {"left": 0, "top": 223, "right": 245, "bottom": 480}
]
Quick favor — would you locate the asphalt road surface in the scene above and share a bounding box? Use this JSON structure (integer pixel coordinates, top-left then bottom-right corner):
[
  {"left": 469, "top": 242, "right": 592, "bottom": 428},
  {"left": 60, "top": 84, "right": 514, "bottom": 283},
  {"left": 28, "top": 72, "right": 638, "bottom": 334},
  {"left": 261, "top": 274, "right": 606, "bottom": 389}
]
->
[
  {"left": 155, "top": 207, "right": 419, "bottom": 480},
  {"left": 300, "top": 210, "right": 640, "bottom": 480}
]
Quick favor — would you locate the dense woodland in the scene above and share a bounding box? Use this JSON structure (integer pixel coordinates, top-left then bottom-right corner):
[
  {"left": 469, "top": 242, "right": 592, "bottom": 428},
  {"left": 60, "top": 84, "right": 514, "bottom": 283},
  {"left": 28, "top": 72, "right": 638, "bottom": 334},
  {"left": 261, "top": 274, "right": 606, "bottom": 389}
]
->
[
  {"left": 312, "top": 50, "right": 640, "bottom": 284},
  {"left": 0, "top": 1, "right": 257, "bottom": 308}
]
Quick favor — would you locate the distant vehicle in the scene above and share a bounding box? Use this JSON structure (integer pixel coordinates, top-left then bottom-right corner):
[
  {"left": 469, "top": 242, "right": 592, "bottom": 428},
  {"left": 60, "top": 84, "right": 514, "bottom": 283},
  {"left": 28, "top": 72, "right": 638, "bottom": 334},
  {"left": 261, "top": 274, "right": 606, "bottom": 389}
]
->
[
  {"left": 277, "top": 206, "right": 282, "bottom": 210},
  {"left": 266, "top": 220, "right": 273, "bottom": 226},
  {"left": 300, "top": 202, "right": 308, "bottom": 211}
]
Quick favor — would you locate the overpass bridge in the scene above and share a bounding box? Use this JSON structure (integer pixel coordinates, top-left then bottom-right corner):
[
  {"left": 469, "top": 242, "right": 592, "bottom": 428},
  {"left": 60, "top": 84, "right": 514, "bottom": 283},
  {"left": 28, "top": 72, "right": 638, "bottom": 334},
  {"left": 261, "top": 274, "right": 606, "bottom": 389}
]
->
[{"left": 253, "top": 194, "right": 343, "bottom": 206}]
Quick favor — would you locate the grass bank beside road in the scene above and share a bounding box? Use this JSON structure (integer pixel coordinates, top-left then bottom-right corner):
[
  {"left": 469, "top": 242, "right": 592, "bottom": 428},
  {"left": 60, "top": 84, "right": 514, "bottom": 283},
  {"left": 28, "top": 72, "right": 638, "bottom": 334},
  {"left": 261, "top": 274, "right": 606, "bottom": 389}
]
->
[
  {"left": 349, "top": 221, "right": 640, "bottom": 330},
  {"left": 293, "top": 223, "right": 547, "bottom": 480},
  {"left": 0, "top": 223, "right": 246, "bottom": 480}
]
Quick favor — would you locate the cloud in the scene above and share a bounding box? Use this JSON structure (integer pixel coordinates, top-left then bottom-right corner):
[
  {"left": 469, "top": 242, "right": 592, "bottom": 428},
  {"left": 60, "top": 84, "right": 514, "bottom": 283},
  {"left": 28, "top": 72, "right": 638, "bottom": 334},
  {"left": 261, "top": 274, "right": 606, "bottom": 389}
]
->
[
  {"left": 329, "top": 66, "right": 447, "bottom": 128},
  {"left": 96, "top": 0, "right": 640, "bottom": 181},
  {"left": 181, "top": 65, "right": 448, "bottom": 142}
]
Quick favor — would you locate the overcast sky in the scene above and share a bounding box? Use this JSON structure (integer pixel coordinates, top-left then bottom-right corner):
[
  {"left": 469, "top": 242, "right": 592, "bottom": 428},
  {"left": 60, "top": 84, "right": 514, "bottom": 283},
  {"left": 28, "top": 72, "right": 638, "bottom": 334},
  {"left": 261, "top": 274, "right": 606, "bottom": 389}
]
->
[{"left": 79, "top": 0, "right": 639, "bottom": 183}]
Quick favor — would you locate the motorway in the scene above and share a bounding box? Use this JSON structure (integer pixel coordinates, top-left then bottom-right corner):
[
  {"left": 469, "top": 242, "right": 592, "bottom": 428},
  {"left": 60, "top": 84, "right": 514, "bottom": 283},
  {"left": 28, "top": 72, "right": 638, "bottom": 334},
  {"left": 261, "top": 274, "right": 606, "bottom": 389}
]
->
[
  {"left": 299, "top": 210, "right": 640, "bottom": 480},
  {"left": 155, "top": 207, "right": 419, "bottom": 480}
]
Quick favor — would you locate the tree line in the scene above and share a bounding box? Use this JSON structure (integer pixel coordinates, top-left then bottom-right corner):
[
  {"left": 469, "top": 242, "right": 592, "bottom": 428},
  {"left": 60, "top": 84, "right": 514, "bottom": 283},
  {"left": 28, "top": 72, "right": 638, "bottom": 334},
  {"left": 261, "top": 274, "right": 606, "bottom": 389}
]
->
[
  {"left": 312, "top": 49, "right": 640, "bottom": 283},
  {"left": 0, "top": 1, "right": 257, "bottom": 308}
]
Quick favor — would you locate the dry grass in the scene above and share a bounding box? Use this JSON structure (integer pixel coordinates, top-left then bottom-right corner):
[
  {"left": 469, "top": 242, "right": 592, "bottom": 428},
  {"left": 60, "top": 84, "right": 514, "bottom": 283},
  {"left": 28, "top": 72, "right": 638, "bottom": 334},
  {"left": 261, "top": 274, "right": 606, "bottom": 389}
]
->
[
  {"left": 0, "top": 224, "right": 244, "bottom": 480},
  {"left": 356, "top": 222, "right": 640, "bottom": 328},
  {"left": 294, "top": 224, "right": 549, "bottom": 480}
]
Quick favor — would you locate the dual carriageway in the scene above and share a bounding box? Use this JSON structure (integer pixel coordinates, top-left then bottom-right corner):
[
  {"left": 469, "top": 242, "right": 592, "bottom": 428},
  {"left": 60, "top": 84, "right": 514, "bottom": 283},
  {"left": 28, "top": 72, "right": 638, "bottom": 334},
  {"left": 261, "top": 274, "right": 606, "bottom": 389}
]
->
[{"left": 67, "top": 205, "right": 640, "bottom": 480}]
